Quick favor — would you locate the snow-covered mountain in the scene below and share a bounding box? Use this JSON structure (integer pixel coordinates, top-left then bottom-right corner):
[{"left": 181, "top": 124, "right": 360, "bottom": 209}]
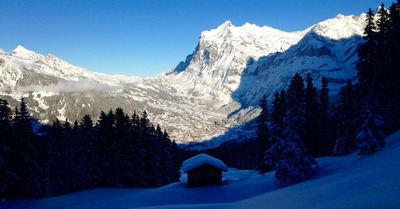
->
[
  {"left": 165, "top": 20, "right": 306, "bottom": 104},
  {"left": 0, "top": 14, "right": 366, "bottom": 147}
]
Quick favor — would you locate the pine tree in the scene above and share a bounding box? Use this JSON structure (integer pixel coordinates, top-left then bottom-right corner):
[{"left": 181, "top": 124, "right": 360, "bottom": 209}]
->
[
  {"left": 377, "top": 4, "right": 390, "bottom": 43},
  {"left": 267, "top": 91, "right": 286, "bottom": 169},
  {"left": 271, "top": 90, "right": 287, "bottom": 128},
  {"left": 46, "top": 119, "right": 69, "bottom": 196},
  {"left": 13, "top": 98, "right": 43, "bottom": 198},
  {"left": 356, "top": 96, "right": 386, "bottom": 155},
  {"left": 96, "top": 110, "right": 115, "bottom": 186},
  {"left": 355, "top": 2, "right": 400, "bottom": 137},
  {"left": 357, "top": 8, "right": 377, "bottom": 96},
  {"left": 71, "top": 115, "right": 99, "bottom": 191},
  {"left": 319, "top": 77, "right": 334, "bottom": 155},
  {"left": 0, "top": 98, "right": 17, "bottom": 199},
  {"left": 286, "top": 73, "right": 305, "bottom": 139},
  {"left": 258, "top": 95, "right": 269, "bottom": 156},
  {"left": 265, "top": 106, "right": 317, "bottom": 182},
  {"left": 384, "top": 1, "right": 400, "bottom": 131},
  {"left": 0, "top": 98, "right": 12, "bottom": 139},
  {"left": 170, "top": 138, "right": 181, "bottom": 182},
  {"left": 265, "top": 74, "right": 316, "bottom": 182},
  {"left": 257, "top": 94, "right": 270, "bottom": 171},
  {"left": 334, "top": 81, "right": 357, "bottom": 155},
  {"left": 269, "top": 90, "right": 288, "bottom": 151},
  {"left": 113, "top": 108, "right": 133, "bottom": 187},
  {"left": 141, "top": 110, "right": 149, "bottom": 139},
  {"left": 115, "top": 108, "right": 129, "bottom": 140},
  {"left": 65, "top": 120, "right": 80, "bottom": 191},
  {"left": 304, "top": 73, "right": 320, "bottom": 156},
  {"left": 257, "top": 94, "right": 270, "bottom": 145}
]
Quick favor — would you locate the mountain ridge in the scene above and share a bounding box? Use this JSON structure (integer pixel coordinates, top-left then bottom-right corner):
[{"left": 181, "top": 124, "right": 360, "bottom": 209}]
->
[{"left": 0, "top": 14, "right": 366, "bottom": 147}]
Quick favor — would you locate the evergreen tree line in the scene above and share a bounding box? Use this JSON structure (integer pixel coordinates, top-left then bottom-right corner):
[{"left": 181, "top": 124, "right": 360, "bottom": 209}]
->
[
  {"left": 186, "top": 74, "right": 330, "bottom": 173},
  {"left": 185, "top": 138, "right": 266, "bottom": 172},
  {"left": 258, "top": 2, "right": 400, "bottom": 182},
  {"left": 0, "top": 98, "right": 181, "bottom": 200},
  {"left": 197, "top": 74, "right": 331, "bottom": 174},
  {"left": 260, "top": 73, "right": 327, "bottom": 181},
  {"left": 333, "top": 2, "right": 400, "bottom": 156}
]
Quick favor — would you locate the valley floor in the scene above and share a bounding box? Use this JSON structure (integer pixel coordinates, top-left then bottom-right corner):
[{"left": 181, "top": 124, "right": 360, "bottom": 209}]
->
[{"left": 3, "top": 131, "right": 400, "bottom": 209}]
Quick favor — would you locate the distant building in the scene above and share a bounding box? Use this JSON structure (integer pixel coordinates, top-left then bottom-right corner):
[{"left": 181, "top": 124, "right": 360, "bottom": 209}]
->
[{"left": 182, "top": 153, "right": 228, "bottom": 187}]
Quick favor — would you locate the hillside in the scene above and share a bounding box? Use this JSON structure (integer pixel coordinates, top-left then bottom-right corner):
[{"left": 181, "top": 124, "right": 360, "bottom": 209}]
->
[{"left": 3, "top": 130, "right": 399, "bottom": 209}]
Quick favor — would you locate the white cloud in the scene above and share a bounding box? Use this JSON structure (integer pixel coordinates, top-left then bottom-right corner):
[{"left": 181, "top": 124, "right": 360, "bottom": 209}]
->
[{"left": 17, "top": 80, "right": 121, "bottom": 93}]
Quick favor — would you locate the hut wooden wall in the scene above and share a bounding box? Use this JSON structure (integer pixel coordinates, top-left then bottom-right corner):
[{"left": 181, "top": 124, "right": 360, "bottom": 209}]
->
[{"left": 187, "top": 164, "right": 223, "bottom": 187}]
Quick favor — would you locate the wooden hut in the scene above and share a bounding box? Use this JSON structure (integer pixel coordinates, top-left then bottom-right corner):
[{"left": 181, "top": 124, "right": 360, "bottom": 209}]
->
[{"left": 182, "top": 153, "right": 228, "bottom": 187}]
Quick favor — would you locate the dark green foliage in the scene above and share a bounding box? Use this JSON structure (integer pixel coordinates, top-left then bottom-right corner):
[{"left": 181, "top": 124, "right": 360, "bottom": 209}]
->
[
  {"left": 286, "top": 73, "right": 306, "bottom": 143},
  {"left": 356, "top": 96, "right": 386, "bottom": 155},
  {"left": 257, "top": 94, "right": 269, "bottom": 144},
  {"left": 357, "top": 2, "right": 400, "bottom": 133},
  {"left": 265, "top": 127, "right": 317, "bottom": 182},
  {"left": 271, "top": 90, "right": 287, "bottom": 128},
  {"left": 12, "top": 98, "right": 44, "bottom": 198},
  {"left": 304, "top": 73, "right": 320, "bottom": 156},
  {"left": 45, "top": 119, "right": 69, "bottom": 196},
  {"left": 256, "top": 94, "right": 271, "bottom": 172},
  {"left": 0, "top": 97, "right": 181, "bottom": 200},
  {"left": 349, "top": 2, "right": 400, "bottom": 155},
  {"left": 318, "top": 77, "right": 335, "bottom": 156},
  {"left": 377, "top": 4, "right": 390, "bottom": 41},
  {"left": 334, "top": 80, "right": 358, "bottom": 155},
  {"left": 193, "top": 137, "right": 270, "bottom": 171},
  {"left": 0, "top": 98, "right": 17, "bottom": 199},
  {"left": 265, "top": 73, "right": 317, "bottom": 182}
]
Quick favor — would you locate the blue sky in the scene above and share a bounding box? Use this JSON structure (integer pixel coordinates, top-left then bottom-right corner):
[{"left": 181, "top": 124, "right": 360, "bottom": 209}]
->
[{"left": 0, "top": 0, "right": 393, "bottom": 77}]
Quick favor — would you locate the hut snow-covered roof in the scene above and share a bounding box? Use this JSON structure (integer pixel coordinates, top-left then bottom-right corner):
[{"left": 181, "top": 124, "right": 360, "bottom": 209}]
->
[{"left": 182, "top": 153, "right": 228, "bottom": 173}]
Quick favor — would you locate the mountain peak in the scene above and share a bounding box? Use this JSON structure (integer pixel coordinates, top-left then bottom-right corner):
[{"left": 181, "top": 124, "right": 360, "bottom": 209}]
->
[
  {"left": 311, "top": 14, "right": 365, "bottom": 40},
  {"left": 12, "top": 45, "right": 37, "bottom": 58},
  {"left": 216, "top": 20, "right": 234, "bottom": 33},
  {"left": 200, "top": 20, "right": 236, "bottom": 41},
  {"left": 13, "top": 45, "right": 29, "bottom": 52},
  {"left": 221, "top": 20, "right": 233, "bottom": 27},
  {"left": 335, "top": 14, "right": 345, "bottom": 19}
]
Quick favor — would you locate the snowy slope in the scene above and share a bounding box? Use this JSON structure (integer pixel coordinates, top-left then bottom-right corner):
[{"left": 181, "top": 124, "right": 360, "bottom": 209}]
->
[
  {"left": 240, "top": 14, "right": 365, "bottom": 106},
  {"left": 3, "top": 130, "right": 400, "bottom": 209}
]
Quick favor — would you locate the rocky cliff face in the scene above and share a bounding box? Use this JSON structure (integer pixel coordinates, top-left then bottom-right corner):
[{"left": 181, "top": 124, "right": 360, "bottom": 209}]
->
[
  {"left": 0, "top": 14, "right": 366, "bottom": 148},
  {"left": 165, "top": 20, "right": 306, "bottom": 103}
]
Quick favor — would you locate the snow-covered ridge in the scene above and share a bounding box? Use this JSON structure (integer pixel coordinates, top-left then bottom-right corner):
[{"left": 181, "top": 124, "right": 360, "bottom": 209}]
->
[
  {"left": 12, "top": 45, "right": 38, "bottom": 59},
  {"left": 0, "top": 48, "right": 8, "bottom": 55},
  {"left": 0, "top": 14, "right": 367, "bottom": 145},
  {"left": 164, "top": 19, "right": 308, "bottom": 104},
  {"left": 164, "top": 14, "right": 365, "bottom": 107},
  {"left": 2, "top": 45, "right": 143, "bottom": 89},
  {"left": 311, "top": 14, "right": 366, "bottom": 40},
  {"left": 199, "top": 20, "right": 306, "bottom": 59}
]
